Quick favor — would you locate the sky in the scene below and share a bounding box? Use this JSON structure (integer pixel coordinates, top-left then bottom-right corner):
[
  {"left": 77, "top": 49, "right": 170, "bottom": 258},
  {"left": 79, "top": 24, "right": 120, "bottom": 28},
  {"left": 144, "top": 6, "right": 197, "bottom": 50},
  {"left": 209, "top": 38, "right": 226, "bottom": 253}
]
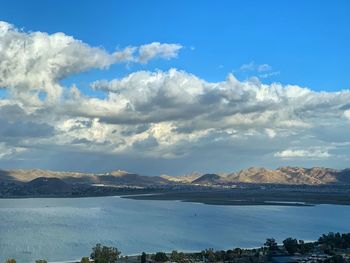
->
[{"left": 0, "top": 0, "right": 350, "bottom": 175}]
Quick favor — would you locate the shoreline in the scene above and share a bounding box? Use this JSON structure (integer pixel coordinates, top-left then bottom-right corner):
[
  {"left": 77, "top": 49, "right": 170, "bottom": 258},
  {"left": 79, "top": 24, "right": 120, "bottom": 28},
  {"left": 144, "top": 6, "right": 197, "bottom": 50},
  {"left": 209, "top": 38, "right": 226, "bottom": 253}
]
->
[
  {"left": 47, "top": 241, "right": 324, "bottom": 263},
  {"left": 0, "top": 194, "right": 317, "bottom": 206},
  {"left": 2, "top": 193, "right": 350, "bottom": 207},
  {"left": 2, "top": 186, "right": 350, "bottom": 207},
  {"left": 120, "top": 190, "right": 350, "bottom": 206}
]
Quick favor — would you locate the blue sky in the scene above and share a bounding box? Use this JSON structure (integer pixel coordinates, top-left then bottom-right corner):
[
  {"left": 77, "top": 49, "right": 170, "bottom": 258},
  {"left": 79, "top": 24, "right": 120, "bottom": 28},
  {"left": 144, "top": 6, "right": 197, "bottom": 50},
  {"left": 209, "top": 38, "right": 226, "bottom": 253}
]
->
[
  {"left": 0, "top": 1, "right": 350, "bottom": 174},
  {"left": 1, "top": 0, "right": 350, "bottom": 91}
]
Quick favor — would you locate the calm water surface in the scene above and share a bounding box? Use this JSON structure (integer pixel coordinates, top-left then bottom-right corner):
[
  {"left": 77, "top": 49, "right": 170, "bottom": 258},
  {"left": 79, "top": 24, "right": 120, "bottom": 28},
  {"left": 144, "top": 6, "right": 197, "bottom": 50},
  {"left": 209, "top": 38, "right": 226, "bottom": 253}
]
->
[{"left": 0, "top": 197, "right": 350, "bottom": 262}]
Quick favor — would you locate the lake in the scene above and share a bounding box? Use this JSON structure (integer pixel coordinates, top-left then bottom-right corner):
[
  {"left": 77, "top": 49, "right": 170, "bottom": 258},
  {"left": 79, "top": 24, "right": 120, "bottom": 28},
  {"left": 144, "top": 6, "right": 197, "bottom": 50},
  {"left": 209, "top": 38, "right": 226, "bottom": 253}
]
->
[{"left": 0, "top": 196, "right": 350, "bottom": 262}]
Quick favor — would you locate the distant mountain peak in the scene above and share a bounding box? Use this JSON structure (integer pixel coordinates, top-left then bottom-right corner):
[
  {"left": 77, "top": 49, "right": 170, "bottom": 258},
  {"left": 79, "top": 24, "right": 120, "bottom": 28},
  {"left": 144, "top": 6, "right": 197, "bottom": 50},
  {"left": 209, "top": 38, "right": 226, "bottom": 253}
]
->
[
  {"left": 191, "top": 173, "right": 223, "bottom": 184},
  {"left": 1, "top": 166, "right": 350, "bottom": 186}
]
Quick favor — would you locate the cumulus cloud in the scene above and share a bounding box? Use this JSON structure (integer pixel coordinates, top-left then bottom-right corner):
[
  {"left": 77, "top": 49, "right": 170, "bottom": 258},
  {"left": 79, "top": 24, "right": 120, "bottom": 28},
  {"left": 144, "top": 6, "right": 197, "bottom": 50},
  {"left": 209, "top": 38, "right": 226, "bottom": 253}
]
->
[
  {"left": 0, "top": 21, "right": 350, "bottom": 173},
  {"left": 69, "top": 68, "right": 349, "bottom": 169},
  {"left": 0, "top": 21, "right": 182, "bottom": 105},
  {"left": 2, "top": 65, "right": 350, "bottom": 171},
  {"left": 90, "top": 69, "right": 350, "bottom": 130},
  {"left": 0, "top": 21, "right": 116, "bottom": 104}
]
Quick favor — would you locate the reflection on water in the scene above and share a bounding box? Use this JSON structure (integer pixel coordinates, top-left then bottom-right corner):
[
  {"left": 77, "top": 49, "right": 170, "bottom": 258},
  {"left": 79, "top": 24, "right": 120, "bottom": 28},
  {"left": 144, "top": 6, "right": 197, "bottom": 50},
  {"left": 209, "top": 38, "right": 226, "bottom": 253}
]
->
[{"left": 0, "top": 197, "right": 350, "bottom": 262}]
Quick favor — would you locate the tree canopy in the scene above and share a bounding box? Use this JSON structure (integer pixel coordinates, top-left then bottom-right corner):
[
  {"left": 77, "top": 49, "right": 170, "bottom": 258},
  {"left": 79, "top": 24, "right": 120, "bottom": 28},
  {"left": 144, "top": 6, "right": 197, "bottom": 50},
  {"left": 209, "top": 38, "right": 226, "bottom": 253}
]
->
[
  {"left": 141, "top": 252, "right": 147, "bottom": 263},
  {"left": 264, "top": 238, "right": 278, "bottom": 251},
  {"left": 283, "top": 238, "right": 298, "bottom": 254},
  {"left": 90, "top": 243, "right": 121, "bottom": 263},
  {"left": 170, "top": 250, "right": 185, "bottom": 262},
  {"left": 154, "top": 252, "right": 168, "bottom": 262}
]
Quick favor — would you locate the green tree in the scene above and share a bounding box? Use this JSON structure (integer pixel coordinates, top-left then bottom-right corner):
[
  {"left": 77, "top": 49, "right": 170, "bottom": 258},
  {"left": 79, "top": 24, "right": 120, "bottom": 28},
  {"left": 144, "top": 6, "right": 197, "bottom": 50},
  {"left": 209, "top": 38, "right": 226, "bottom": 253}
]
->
[
  {"left": 264, "top": 238, "right": 278, "bottom": 251},
  {"left": 81, "top": 257, "right": 91, "bottom": 263},
  {"left": 202, "top": 249, "right": 216, "bottom": 262},
  {"left": 283, "top": 238, "right": 298, "bottom": 254},
  {"left": 170, "top": 250, "right": 185, "bottom": 262},
  {"left": 6, "top": 260, "right": 16, "bottom": 263},
  {"left": 233, "top": 248, "right": 242, "bottom": 256},
  {"left": 214, "top": 250, "right": 226, "bottom": 261},
  {"left": 35, "top": 261, "right": 47, "bottom": 263},
  {"left": 225, "top": 250, "right": 235, "bottom": 261},
  {"left": 318, "top": 232, "right": 350, "bottom": 251},
  {"left": 90, "top": 243, "right": 121, "bottom": 263},
  {"left": 298, "top": 240, "right": 314, "bottom": 254},
  {"left": 154, "top": 252, "right": 168, "bottom": 262},
  {"left": 141, "top": 252, "right": 147, "bottom": 263}
]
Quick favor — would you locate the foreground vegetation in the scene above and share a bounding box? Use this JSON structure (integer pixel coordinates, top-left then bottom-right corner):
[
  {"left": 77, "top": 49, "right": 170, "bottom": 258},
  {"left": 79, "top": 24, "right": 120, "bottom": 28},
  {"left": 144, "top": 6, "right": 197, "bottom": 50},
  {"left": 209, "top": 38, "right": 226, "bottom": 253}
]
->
[{"left": 4, "top": 232, "right": 350, "bottom": 263}]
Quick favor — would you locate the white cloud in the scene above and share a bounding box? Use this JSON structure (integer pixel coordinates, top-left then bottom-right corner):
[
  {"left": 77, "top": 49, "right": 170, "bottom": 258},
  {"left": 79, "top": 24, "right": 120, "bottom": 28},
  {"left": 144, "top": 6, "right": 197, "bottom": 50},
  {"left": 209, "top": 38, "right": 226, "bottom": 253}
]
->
[
  {"left": 240, "top": 62, "right": 273, "bottom": 72},
  {"left": 138, "top": 42, "right": 182, "bottom": 63},
  {"left": 1, "top": 21, "right": 350, "bottom": 173},
  {"left": 345, "top": 109, "right": 350, "bottom": 120},
  {"left": 2, "top": 65, "right": 350, "bottom": 166},
  {"left": 66, "top": 68, "right": 350, "bottom": 166},
  {"left": 112, "top": 42, "right": 182, "bottom": 64},
  {"left": 0, "top": 21, "right": 116, "bottom": 104},
  {"left": 90, "top": 69, "right": 350, "bottom": 130},
  {"left": 265, "top": 128, "right": 277, "bottom": 138},
  {"left": 0, "top": 21, "right": 182, "bottom": 106},
  {"left": 0, "top": 142, "right": 26, "bottom": 159},
  {"left": 239, "top": 62, "right": 279, "bottom": 79},
  {"left": 114, "top": 46, "right": 138, "bottom": 63},
  {"left": 274, "top": 149, "right": 331, "bottom": 159},
  {"left": 0, "top": 21, "right": 13, "bottom": 33}
]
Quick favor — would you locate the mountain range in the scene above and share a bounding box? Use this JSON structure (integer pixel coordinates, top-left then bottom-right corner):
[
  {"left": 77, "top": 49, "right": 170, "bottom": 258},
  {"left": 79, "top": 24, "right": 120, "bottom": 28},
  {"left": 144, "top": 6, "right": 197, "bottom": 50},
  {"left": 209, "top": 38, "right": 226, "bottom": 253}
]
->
[
  {"left": 1, "top": 166, "right": 350, "bottom": 187},
  {"left": 164, "top": 167, "right": 350, "bottom": 185}
]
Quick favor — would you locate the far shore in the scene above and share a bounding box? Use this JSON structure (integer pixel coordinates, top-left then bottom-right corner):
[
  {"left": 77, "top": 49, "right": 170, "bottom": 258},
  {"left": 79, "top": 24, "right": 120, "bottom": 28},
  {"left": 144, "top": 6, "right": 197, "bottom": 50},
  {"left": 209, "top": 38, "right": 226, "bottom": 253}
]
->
[
  {"left": 0, "top": 191, "right": 350, "bottom": 207},
  {"left": 120, "top": 189, "right": 350, "bottom": 206}
]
